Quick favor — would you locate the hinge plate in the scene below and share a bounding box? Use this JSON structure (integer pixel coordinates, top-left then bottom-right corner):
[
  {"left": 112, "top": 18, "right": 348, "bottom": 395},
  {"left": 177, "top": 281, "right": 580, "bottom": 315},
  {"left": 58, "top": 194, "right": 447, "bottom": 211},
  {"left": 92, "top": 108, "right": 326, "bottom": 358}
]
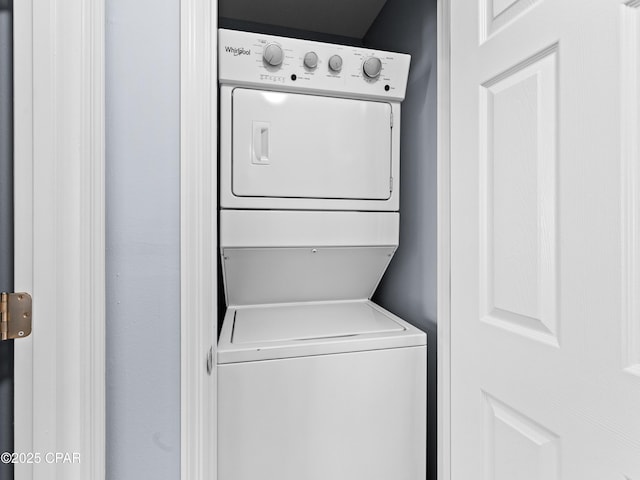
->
[{"left": 0, "top": 292, "right": 32, "bottom": 341}]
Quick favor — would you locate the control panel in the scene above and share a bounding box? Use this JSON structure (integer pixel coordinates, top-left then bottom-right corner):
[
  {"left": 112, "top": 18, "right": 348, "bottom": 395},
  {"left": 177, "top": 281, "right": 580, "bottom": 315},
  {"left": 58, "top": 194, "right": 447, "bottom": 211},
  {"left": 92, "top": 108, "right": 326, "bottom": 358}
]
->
[{"left": 218, "top": 29, "right": 411, "bottom": 101}]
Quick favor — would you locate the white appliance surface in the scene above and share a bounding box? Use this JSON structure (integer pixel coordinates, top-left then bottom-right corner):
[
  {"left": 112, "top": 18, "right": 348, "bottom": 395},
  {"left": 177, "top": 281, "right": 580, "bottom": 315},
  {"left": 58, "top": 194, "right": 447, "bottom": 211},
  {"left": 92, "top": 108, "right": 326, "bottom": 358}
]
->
[
  {"left": 219, "top": 28, "right": 408, "bottom": 212},
  {"left": 232, "top": 301, "right": 404, "bottom": 344},
  {"left": 220, "top": 86, "right": 401, "bottom": 211},
  {"left": 232, "top": 88, "right": 392, "bottom": 201},
  {"left": 220, "top": 85, "right": 401, "bottom": 212},
  {"left": 218, "top": 29, "right": 411, "bottom": 101},
  {"left": 220, "top": 210, "right": 399, "bottom": 248},
  {"left": 218, "top": 300, "right": 426, "bottom": 364},
  {"left": 218, "top": 343, "right": 427, "bottom": 480},
  {"left": 221, "top": 246, "right": 396, "bottom": 306}
]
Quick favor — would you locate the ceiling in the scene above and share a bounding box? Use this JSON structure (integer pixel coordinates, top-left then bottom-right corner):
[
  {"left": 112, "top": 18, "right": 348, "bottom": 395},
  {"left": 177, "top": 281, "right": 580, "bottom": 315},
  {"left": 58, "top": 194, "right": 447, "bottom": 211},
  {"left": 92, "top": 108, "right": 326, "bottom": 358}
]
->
[{"left": 218, "top": 0, "right": 389, "bottom": 39}]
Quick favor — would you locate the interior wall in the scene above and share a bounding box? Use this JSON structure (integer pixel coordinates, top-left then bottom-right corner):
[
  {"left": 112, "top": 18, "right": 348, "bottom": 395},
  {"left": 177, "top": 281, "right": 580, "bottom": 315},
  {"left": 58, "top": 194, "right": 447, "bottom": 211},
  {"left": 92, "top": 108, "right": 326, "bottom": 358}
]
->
[
  {"left": 105, "top": 1, "right": 181, "bottom": 479},
  {"left": 219, "top": 17, "right": 364, "bottom": 46},
  {"left": 364, "top": 0, "right": 438, "bottom": 478}
]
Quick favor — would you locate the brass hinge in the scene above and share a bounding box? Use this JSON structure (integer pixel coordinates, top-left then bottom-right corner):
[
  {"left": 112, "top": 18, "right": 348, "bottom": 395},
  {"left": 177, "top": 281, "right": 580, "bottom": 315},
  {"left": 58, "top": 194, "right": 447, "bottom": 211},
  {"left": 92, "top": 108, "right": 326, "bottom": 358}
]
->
[{"left": 0, "top": 292, "right": 32, "bottom": 341}]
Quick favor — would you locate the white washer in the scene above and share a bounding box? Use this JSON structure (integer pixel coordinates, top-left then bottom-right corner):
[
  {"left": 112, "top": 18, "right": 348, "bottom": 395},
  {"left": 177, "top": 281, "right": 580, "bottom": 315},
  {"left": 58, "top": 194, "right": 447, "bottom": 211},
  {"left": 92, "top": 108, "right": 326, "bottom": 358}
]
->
[
  {"left": 217, "top": 29, "right": 426, "bottom": 480},
  {"left": 218, "top": 301, "right": 426, "bottom": 480}
]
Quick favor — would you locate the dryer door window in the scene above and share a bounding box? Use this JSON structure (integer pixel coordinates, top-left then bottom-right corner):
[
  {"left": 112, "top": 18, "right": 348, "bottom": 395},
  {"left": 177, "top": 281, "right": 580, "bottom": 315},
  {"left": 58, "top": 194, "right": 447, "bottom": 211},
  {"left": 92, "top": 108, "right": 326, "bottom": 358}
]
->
[{"left": 232, "top": 88, "right": 393, "bottom": 200}]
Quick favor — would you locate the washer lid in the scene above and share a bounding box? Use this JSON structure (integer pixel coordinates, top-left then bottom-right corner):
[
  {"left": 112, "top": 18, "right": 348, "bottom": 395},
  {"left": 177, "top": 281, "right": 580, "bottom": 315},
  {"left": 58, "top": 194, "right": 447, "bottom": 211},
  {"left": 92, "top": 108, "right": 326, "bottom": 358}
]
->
[
  {"left": 232, "top": 301, "right": 404, "bottom": 345},
  {"left": 217, "top": 300, "right": 427, "bottom": 364}
]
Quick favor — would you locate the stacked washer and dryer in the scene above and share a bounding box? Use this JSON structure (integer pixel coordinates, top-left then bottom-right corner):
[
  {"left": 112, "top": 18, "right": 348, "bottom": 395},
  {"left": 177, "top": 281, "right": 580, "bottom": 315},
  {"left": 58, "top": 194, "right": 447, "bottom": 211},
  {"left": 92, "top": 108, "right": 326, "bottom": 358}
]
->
[{"left": 217, "top": 29, "right": 426, "bottom": 480}]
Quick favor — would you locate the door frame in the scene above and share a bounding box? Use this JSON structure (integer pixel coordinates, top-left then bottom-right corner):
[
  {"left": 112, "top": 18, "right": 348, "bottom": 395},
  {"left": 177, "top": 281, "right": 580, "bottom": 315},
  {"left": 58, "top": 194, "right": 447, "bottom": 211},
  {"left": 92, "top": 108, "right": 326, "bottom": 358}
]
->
[
  {"left": 13, "top": 0, "right": 105, "bottom": 479},
  {"left": 180, "top": 1, "right": 218, "bottom": 480},
  {"left": 181, "top": 3, "right": 446, "bottom": 479},
  {"left": 437, "top": 0, "right": 452, "bottom": 479}
]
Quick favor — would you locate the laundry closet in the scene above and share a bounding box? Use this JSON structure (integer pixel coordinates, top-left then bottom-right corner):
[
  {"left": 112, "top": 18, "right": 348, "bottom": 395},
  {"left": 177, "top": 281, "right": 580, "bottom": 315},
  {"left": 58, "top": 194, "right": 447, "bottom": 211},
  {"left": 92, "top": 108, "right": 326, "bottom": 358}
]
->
[{"left": 215, "top": 0, "right": 438, "bottom": 479}]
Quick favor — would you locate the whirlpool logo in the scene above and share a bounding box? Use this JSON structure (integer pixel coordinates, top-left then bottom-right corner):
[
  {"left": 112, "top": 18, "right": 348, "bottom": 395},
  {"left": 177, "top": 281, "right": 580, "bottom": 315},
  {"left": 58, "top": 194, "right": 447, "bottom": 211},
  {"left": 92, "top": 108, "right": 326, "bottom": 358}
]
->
[{"left": 225, "top": 46, "right": 251, "bottom": 56}]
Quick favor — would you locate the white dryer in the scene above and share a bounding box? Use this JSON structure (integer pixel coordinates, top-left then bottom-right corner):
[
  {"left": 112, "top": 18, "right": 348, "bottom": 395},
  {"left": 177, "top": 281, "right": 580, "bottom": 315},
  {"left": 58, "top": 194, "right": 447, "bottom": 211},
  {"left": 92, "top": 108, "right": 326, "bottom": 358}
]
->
[
  {"left": 218, "top": 28, "right": 410, "bottom": 212},
  {"left": 217, "top": 29, "right": 426, "bottom": 480}
]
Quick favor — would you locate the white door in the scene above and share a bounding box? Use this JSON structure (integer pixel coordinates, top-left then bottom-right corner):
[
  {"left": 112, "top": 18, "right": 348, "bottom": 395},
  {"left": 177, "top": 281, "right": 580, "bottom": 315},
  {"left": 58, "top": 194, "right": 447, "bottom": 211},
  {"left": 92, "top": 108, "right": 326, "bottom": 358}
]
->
[
  {"left": 10, "top": 1, "right": 105, "bottom": 479},
  {"left": 450, "top": 0, "right": 640, "bottom": 478},
  {"left": 232, "top": 89, "right": 392, "bottom": 200}
]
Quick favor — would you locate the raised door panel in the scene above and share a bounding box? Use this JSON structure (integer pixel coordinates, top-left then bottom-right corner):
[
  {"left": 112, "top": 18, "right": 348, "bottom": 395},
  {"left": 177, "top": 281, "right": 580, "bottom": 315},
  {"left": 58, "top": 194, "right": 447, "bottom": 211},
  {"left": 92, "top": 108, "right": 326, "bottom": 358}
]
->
[
  {"left": 483, "top": 393, "right": 559, "bottom": 480},
  {"left": 479, "top": 47, "right": 558, "bottom": 346},
  {"left": 480, "top": 0, "right": 542, "bottom": 42}
]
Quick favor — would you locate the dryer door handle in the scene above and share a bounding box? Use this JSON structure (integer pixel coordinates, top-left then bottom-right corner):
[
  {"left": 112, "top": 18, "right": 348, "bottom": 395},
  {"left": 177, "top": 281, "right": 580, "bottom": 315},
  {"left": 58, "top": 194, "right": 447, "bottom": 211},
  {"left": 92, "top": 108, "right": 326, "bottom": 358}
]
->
[{"left": 252, "top": 122, "right": 270, "bottom": 164}]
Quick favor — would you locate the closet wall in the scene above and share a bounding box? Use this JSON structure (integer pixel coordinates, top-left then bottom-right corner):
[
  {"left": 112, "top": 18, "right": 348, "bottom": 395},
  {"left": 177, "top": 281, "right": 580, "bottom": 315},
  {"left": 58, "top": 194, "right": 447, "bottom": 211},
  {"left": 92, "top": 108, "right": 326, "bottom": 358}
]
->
[
  {"left": 365, "top": 1, "right": 439, "bottom": 478},
  {"left": 106, "top": 1, "right": 181, "bottom": 479}
]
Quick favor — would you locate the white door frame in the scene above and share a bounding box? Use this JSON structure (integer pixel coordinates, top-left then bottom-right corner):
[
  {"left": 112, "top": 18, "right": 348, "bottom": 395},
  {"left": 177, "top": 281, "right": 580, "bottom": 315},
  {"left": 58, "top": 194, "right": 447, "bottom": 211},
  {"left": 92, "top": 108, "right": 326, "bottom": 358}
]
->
[
  {"left": 437, "top": 0, "right": 452, "bottom": 479},
  {"left": 180, "top": 1, "right": 218, "bottom": 480},
  {"left": 13, "top": 0, "right": 105, "bottom": 479},
  {"left": 181, "top": 3, "right": 445, "bottom": 480}
]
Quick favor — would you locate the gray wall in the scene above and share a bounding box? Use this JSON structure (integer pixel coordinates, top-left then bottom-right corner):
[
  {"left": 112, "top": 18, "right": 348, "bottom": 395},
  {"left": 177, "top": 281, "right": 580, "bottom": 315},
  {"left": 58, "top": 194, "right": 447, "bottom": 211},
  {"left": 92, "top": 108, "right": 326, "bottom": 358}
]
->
[
  {"left": 365, "top": 0, "right": 438, "bottom": 478},
  {"left": 219, "top": 17, "right": 363, "bottom": 47},
  {"left": 105, "top": 1, "right": 181, "bottom": 479}
]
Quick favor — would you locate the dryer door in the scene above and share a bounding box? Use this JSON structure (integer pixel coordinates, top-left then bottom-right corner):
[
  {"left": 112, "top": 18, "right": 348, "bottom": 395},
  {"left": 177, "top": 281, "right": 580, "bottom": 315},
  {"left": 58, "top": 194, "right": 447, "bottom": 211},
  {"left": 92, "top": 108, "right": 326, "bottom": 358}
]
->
[{"left": 232, "top": 88, "right": 393, "bottom": 200}]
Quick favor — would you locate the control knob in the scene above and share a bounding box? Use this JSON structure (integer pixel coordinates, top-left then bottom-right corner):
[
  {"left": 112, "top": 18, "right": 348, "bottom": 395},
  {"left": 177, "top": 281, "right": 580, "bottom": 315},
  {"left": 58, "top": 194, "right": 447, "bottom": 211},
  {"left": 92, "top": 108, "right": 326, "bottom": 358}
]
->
[
  {"left": 328, "top": 54, "right": 343, "bottom": 72},
  {"left": 303, "top": 51, "right": 318, "bottom": 69},
  {"left": 363, "top": 56, "right": 382, "bottom": 78},
  {"left": 263, "top": 43, "right": 284, "bottom": 67}
]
